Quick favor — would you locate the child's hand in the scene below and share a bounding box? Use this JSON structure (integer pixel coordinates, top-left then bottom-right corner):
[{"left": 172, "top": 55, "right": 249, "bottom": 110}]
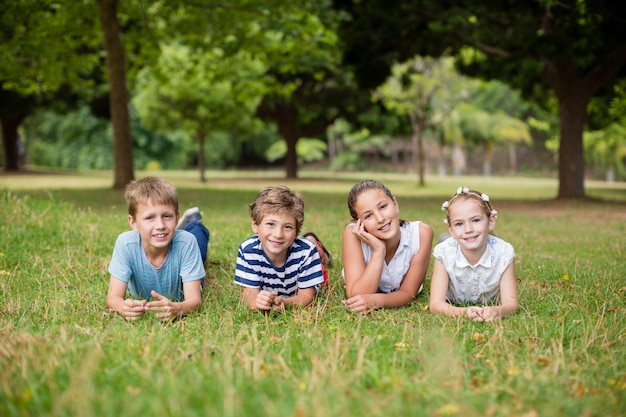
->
[
  {"left": 466, "top": 306, "right": 486, "bottom": 322},
  {"left": 271, "top": 296, "right": 286, "bottom": 313},
  {"left": 255, "top": 290, "right": 278, "bottom": 311},
  {"left": 122, "top": 299, "right": 148, "bottom": 320},
  {"left": 146, "top": 291, "right": 181, "bottom": 321},
  {"left": 342, "top": 294, "right": 375, "bottom": 315},
  {"left": 352, "top": 220, "right": 386, "bottom": 253}
]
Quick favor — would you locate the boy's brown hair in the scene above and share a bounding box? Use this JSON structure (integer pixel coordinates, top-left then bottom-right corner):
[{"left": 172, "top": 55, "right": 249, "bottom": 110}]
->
[
  {"left": 249, "top": 186, "right": 305, "bottom": 234},
  {"left": 125, "top": 176, "right": 179, "bottom": 217}
]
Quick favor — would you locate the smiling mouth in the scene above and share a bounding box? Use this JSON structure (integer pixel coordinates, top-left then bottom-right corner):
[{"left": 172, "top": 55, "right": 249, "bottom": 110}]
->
[{"left": 378, "top": 222, "right": 391, "bottom": 232}]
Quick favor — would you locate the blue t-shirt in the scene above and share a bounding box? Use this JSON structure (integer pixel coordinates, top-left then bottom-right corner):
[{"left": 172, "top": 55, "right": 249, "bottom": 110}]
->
[
  {"left": 234, "top": 236, "right": 325, "bottom": 297},
  {"left": 108, "top": 230, "right": 205, "bottom": 301}
]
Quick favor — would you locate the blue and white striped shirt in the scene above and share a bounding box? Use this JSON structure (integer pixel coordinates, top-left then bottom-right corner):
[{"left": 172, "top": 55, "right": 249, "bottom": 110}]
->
[
  {"left": 108, "top": 230, "right": 206, "bottom": 301},
  {"left": 234, "top": 236, "right": 325, "bottom": 297}
]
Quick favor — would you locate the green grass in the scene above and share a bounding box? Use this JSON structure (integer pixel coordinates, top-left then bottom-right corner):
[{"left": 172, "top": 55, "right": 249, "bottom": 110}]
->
[{"left": 1, "top": 170, "right": 625, "bottom": 417}]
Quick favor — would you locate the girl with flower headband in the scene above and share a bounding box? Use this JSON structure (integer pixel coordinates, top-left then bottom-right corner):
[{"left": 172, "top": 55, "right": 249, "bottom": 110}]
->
[
  {"left": 430, "top": 187, "right": 518, "bottom": 321},
  {"left": 341, "top": 180, "right": 433, "bottom": 314}
]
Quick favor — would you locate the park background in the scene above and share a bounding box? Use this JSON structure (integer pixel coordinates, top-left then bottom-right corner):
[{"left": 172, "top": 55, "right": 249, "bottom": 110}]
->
[{"left": 1, "top": 1, "right": 625, "bottom": 416}]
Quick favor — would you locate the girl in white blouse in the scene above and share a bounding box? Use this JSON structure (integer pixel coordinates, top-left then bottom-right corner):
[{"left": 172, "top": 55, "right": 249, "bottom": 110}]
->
[
  {"left": 430, "top": 187, "right": 519, "bottom": 322},
  {"left": 341, "top": 180, "right": 433, "bottom": 314}
]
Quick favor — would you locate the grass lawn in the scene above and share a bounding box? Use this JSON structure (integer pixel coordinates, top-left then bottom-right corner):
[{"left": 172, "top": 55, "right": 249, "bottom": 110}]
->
[{"left": 1, "top": 170, "right": 625, "bottom": 417}]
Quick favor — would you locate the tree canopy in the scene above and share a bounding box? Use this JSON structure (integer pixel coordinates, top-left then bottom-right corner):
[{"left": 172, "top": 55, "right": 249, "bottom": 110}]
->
[{"left": 335, "top": 0, "right": 626, "bottom": 198}]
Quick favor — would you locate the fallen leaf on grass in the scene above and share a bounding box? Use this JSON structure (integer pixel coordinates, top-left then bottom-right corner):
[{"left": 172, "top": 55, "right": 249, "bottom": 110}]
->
[
  {"left": 507, "top": 367, "right": 520, "bottom": 376},
  {"left": 471, "top": 332, "right": 486, "bottom": 343},
  {"left": 434, "top": 403, "right": 460, "bottom": 416},
  {"left": 574, "top": 381, "right": 585, "bottom": 398},
  {"left": 537, "top": 355, "right": 550, "bottom": 366}
]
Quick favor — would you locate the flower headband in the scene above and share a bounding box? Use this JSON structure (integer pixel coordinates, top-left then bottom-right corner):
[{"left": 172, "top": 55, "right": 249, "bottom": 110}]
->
[{"left": 441, "top": 186, "right": 497, "bottom": 224}]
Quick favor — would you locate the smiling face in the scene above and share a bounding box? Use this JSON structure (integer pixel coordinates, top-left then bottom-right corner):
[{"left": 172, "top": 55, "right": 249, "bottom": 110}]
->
[
  {"left": 252, "top": 212, "right": 298, "bottom": 266},
  {"left": 447, "top": 198, "right": 496, "bottom": 257},
  {"left": 353, "top": 189, "right": 400, "bottom": 240},
  {"left": 128, "top": 199, "right": 179, "bottom": 256}
]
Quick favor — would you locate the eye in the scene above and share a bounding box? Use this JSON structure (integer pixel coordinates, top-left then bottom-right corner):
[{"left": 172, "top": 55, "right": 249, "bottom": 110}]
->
[
  {"left": 266, "top": 222, "right": 274, "bottom": 227},
  {"left": 454, "top": 222, "right": 463, "bottom": 228},
  {"left": 285, "top": 225, "right": 294, "bottom": 230}
]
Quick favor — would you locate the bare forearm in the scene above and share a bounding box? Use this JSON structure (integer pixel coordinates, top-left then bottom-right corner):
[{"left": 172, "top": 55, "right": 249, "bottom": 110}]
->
[
  {"left": 371, "top": 290, "right": 416, "bottom": 309},
  {"left": 429, "top": 300, "right": 468, "bottom": 318},
  {"left": 489, "top": 302, "right": 518, "bottom": 319},
  {"left": 106, "top": 295, "right": 126, "bottom": 316},
  {"left": 280, "top": 291, "right": 315, "bottom": 308},
  {"left": 175, "top": 298, "right": 202, "bottom": 317},
  {"left": 345, "top": 256, "right": 385, "bottom": 297}
]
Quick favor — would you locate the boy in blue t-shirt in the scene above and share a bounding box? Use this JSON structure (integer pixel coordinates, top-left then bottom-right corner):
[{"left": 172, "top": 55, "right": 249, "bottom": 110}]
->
[
  {"left": 234, "top": 186, "right": 325, "bottom": 312},
  {"left": 107, "top": 177, "right": 209, "bottom": 321}
]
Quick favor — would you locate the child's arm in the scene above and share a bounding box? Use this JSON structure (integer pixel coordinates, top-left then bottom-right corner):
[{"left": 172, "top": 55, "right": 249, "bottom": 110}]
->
[
  {"left": 342, "top": 222, "right": 386, "bottom": 297},
  {"left": 429, "top": 258, "right": 469, "bottom": 318},
  {"left": 106, "top": 276, "right": 147, "bottom": 320},
  {"left": 481, "top": 261, "right": 518, "bottom": 321},
  {"left": 343, "top": 222, "right": 433, "bottom": 314},
  {"left": 274, "top": 287, "right": 316, "bottom": 309},
  {"left": 145, "top": 280, "right": 202, "bottom": 321}
]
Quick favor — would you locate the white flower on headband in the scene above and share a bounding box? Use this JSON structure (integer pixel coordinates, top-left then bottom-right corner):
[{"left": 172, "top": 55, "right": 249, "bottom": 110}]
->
[
  {"left": 456, "top": 186, "right": 463, "bottom": 195},
  {"left": 481, "top": 193, "right": 490, "bottom": 202},
  {"left": 441, "top": 201, "right": 449, "bottom": 210},
  {"left": 491, "top": 210, "right": 498, "bottom": 217}
]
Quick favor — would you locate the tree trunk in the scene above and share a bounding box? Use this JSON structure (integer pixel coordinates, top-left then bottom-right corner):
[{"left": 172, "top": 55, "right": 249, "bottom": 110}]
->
[
  {"left": 556, "top": 93, "right": 587, "bottom": 199},
  {"left": 483, "top": 140, "right": 493, "bottom": 176},
  {"left": 284, "top": 132, "right": 298, "bottom": 179},
  {"left": 96, "top": 0, "right": 134, "bottom": 189},
  {"left": 508, "top": 142, "right": 518, "bottom": 172},
  {"left": 0, "top": 89, "right": 34, "bottom": 172},
  {"left": 0, "top": 114, "right": 24, "bottom": 172},
  {"left": 197, "top": 131, "right": 206, "bottom": 183},
  {"left": 410, "top": 112, "right": 427, "bottom": 186},
  {"left": 273, "top": 105, "right": 298, "bottom": 179}
]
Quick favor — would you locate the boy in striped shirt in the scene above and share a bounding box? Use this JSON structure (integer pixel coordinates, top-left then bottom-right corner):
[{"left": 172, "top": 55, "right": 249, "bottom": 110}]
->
[{"left": 234, "top": 186, "right": 325, "bottom": 312}]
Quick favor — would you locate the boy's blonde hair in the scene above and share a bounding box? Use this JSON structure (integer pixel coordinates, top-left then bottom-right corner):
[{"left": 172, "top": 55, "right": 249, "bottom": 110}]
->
[
  {"left": 125, "top": 176, "right": 179, "bottom": 217},
  {"left": 249, "top": 186, "right": 305, "bottom": 234}
]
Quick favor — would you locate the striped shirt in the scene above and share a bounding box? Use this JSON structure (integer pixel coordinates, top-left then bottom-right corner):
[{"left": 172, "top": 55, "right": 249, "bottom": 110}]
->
[
  {"left": 234, "top": 236, "right": 325, "bottom": 296},
  {"left": 108, "top": 230, "right": 206, "bottom": 301}
]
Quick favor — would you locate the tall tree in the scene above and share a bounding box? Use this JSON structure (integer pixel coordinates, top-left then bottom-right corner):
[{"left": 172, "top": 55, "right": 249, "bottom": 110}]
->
[
  {"left": 335, "top": 0, "right": 626, "bottom": 199},
  {"left": 375, "top": 56, "right": 471, "bottom": 185},
  {"left": 96, "top": 0, "right": 134, "bottom": 188},
  {"left": 0, "top": 0, "right": 98, "bottom": 172},
  {"left": 134, "top": 43, "right": 264, "bottom": 182},
  {"left": 253, "top": 7, "right": 365, "bottom": 179}
]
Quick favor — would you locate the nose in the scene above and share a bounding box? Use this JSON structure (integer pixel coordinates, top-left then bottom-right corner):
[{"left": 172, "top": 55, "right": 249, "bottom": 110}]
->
[
  {"left": 155, "top": 216, "right": 165, "bottom": 229},
  {"left": 375, "top": 211, "right": 385, "bottom": 223},
  {"left": 463, "top": 222, "right": 473, "bottom": 233}
]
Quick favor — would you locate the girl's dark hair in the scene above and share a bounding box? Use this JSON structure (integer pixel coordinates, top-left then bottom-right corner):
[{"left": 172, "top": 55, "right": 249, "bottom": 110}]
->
[{"left": 347, "top": 180, "right": 407, "bottom": 226}]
